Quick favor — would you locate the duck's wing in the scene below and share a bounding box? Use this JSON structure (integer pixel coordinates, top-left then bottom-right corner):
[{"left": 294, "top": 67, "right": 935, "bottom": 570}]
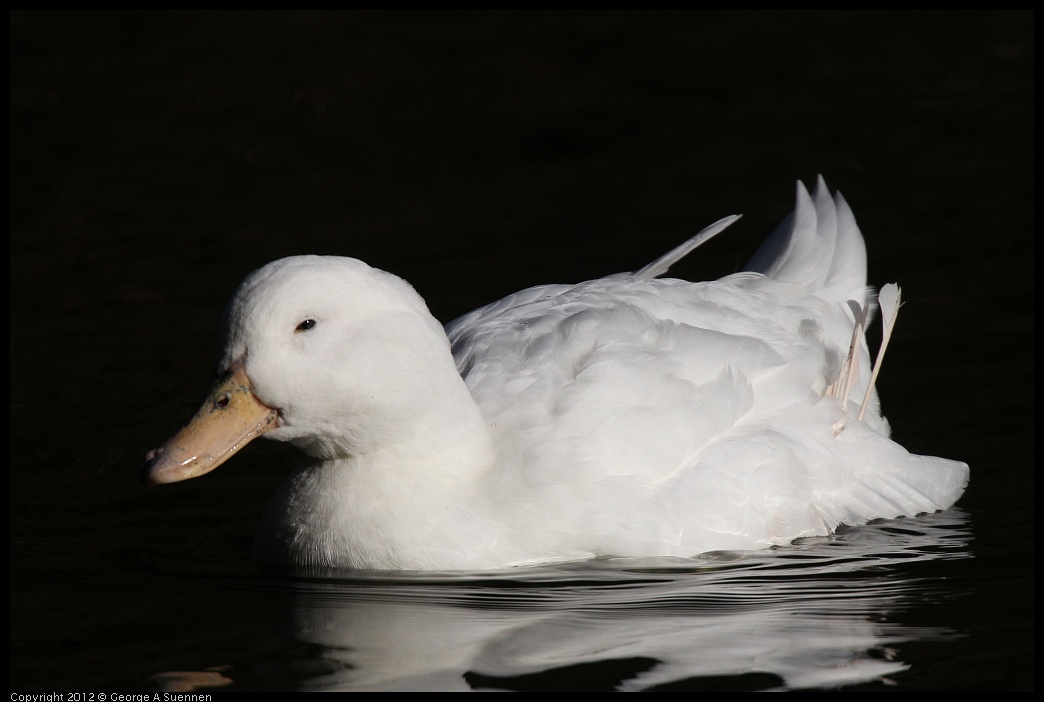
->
[{"left": 440, "top": 178, "right": 967, "bottom": 557}]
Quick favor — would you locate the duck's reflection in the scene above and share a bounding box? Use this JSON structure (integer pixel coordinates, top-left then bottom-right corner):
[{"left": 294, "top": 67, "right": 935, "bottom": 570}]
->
[{"left": 270, "top": 510, "right": 970, "bottom": 691}]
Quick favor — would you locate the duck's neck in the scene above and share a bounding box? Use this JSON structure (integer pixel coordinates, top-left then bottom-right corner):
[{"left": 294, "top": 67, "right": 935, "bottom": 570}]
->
[{"left": 253, "top": 372, "right": 505, "bottom": 570}]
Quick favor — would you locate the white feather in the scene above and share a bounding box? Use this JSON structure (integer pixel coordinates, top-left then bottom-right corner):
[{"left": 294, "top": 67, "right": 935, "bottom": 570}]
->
[{"left": 859, "top": 283, "right": 902, "bottom": 421}]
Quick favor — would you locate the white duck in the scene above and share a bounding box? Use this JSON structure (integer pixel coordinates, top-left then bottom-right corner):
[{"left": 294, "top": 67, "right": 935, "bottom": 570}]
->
[{"left": 143, "top": 177, "right": 968, "bottom": 571}]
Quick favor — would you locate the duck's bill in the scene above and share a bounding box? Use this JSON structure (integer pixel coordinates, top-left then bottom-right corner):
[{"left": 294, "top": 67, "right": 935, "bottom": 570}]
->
[{"left": 141, "top": 357, "right": 278, "bottom": 486}]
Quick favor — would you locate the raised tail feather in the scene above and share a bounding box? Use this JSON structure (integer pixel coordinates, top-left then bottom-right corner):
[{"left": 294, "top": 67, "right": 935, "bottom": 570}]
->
[{"left": 745, "top": 175, "right": 867, "bottom": 300}]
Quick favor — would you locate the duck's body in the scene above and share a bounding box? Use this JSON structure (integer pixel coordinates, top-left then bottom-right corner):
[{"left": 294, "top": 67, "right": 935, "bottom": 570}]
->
[{"left": 143, "top": 178, "right": 968, "bottom": 570}]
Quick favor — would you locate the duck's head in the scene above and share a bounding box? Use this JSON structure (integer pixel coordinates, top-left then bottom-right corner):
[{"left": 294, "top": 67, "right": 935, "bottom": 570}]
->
[{"left": 141, "top": 255, "right": 453, "bottom": 485}]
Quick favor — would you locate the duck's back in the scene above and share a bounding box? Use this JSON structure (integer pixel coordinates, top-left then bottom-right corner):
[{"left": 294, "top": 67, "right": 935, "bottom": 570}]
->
[{"left": 444, "top": 178, "right": 968, "bottom": 557}]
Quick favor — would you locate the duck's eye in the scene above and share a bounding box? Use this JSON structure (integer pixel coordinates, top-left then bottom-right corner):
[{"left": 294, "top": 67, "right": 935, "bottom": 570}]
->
[{"left": 295, "top": 318, "right": 317, "bottom": 333}]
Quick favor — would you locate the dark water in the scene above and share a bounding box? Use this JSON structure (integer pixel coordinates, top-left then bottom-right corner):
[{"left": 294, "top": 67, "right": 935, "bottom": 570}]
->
[{"left": 11, "top": 12, "right": 1032, "bottom": 692}]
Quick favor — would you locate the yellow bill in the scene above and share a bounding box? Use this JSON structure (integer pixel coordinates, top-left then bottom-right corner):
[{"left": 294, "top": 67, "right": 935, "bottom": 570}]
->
[{"left": 142, "top": 356, "right": 278, "bottom": 485}]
